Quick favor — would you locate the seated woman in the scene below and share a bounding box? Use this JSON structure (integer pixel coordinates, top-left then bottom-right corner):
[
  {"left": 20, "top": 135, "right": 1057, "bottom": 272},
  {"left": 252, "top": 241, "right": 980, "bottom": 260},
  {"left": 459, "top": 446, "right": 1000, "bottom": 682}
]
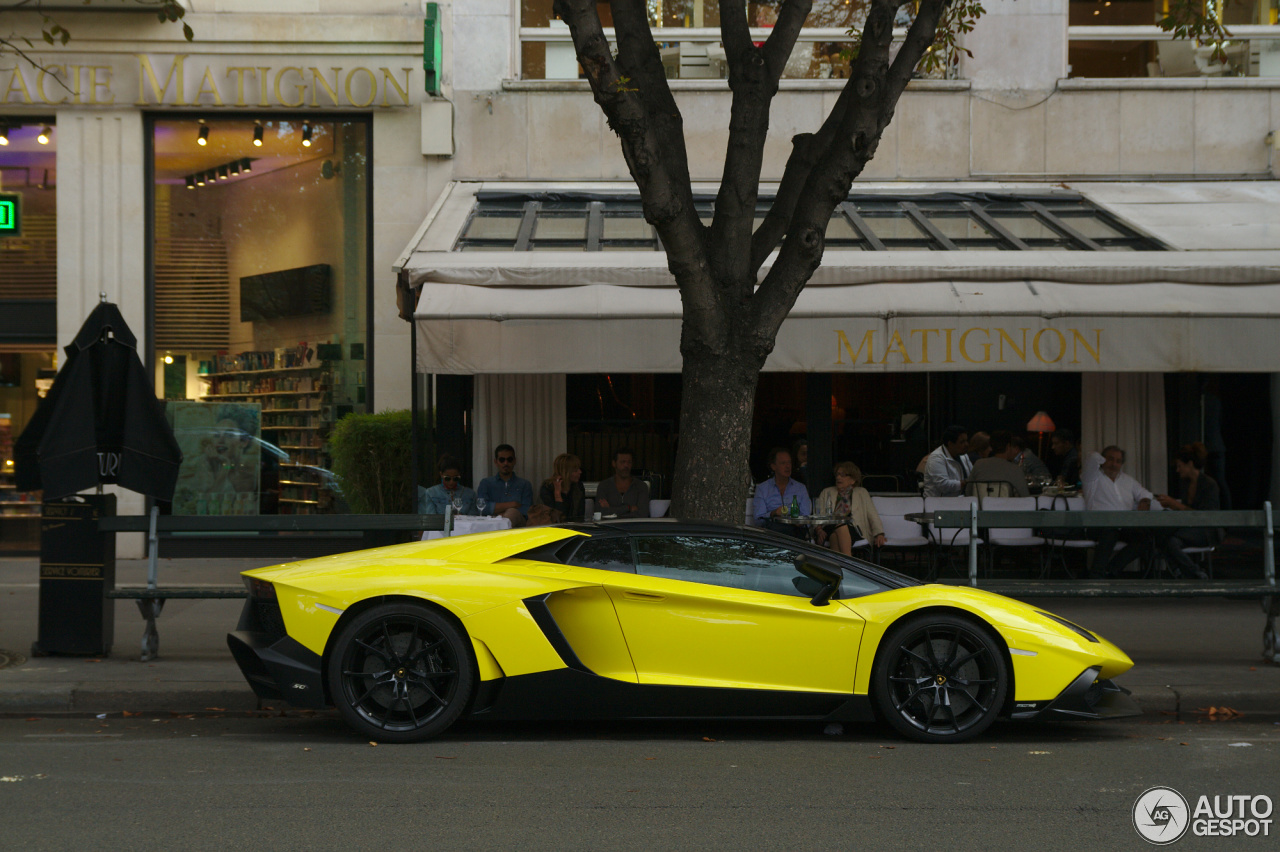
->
[
  {"left": 418, "top": 454, "right": 476, "bottom": 515},
  {"left": 539, "top": 452, "right": 585, "bottom": 522},
  {"left": 1153, "top": 442, "right": 1222, "bottom": 580},
  {"left": 813, "top": 461, "right": 887, "bottom": 555}
]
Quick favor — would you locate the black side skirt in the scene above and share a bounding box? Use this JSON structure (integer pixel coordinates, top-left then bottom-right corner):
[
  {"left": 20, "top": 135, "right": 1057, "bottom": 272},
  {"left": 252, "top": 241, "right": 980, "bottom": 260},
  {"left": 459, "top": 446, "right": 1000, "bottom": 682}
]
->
[{"left": 469, "top": 669, "right": 873, "bottom": 722}]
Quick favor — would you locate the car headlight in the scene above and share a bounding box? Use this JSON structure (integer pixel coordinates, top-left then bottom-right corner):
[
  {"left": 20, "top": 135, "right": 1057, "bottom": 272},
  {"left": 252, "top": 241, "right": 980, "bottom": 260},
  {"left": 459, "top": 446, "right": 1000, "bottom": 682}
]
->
[
  {"left": 1037, "top": 610, "right": 1099, "bottom": 643},
  {"left": 243, "top": 576, "right": 276, "bottom": 601}
]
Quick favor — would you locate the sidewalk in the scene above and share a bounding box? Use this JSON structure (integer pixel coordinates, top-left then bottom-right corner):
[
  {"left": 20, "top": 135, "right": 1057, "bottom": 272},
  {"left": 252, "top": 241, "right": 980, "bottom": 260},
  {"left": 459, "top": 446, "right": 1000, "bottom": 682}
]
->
[{"left": 1, "top": 555, "right": 1278, "bottom": 717}]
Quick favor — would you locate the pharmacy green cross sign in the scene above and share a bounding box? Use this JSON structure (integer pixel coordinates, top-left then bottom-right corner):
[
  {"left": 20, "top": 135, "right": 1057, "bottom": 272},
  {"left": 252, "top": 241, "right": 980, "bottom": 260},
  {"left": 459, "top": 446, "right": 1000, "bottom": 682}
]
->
[{"left": 0, "top": 193, "right": 20, "bottom": 237}]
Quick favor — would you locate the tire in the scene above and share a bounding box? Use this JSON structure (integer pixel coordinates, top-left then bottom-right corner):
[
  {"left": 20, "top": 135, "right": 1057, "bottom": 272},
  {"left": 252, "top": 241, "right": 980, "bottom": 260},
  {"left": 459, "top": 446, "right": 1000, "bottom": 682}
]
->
[
  {"left": 327, "top": 602, "right": 475, "bottom": 743},
  {"left": 871, "top": 613, "right": 1008, "bottom": 744}
]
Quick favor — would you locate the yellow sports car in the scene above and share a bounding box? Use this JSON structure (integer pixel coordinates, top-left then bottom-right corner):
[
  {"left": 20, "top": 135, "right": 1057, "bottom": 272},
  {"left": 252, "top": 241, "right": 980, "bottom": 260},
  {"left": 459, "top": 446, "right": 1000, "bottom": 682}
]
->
[{"left": 227, "top": 520, "right": 1138, "bottom": 743}]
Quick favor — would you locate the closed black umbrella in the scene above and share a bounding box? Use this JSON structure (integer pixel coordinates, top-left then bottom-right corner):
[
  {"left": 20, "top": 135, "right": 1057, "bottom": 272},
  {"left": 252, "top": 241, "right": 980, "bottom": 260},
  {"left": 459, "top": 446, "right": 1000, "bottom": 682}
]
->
[{"left": 15, "top": 301, "right": 182, "bottom": 500}]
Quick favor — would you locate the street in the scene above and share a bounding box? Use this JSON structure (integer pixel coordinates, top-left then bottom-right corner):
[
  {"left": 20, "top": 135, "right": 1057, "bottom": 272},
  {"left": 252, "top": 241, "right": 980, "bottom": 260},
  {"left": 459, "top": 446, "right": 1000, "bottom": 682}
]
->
[{"left": 2, "top": 711, "right": 1276, "bottom": 851}]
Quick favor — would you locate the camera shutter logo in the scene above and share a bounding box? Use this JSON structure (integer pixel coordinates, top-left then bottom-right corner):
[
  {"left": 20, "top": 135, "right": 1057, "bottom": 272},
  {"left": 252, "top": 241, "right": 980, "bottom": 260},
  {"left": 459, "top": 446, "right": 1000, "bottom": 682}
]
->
[{"left": 1134, "top": 786, "right": 1191, "bottom": 845}]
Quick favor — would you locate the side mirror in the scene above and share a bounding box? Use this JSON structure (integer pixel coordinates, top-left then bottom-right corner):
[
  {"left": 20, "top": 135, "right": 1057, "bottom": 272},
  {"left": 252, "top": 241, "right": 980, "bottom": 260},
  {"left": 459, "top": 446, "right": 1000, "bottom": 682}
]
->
[{"left": 794, "top": 554, "right": 842, "bottom": 607}]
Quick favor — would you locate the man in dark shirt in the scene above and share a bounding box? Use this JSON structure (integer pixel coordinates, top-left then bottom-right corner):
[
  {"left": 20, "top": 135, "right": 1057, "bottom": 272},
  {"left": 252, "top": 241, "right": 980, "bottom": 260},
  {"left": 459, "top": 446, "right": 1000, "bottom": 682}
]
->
[
  {"left": 594, "top": 447, "right": 650, "bottom": 518},
  {"left": 475, "top": 443, "right": 533, "bottom": 527},
  {"left": 1051, "top": 429, "right": 1081, "bottom": 485},
  {"left": 968, "top": 430, "right": 1030, "bottom": 497}
]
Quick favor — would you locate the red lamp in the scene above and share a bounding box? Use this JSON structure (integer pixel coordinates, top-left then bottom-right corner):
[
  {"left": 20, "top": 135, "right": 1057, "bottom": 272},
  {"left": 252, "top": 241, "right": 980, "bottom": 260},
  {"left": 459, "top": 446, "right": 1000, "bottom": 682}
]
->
[{"left": 1026, "top": 411, "right": 1055, "bottom": 456}]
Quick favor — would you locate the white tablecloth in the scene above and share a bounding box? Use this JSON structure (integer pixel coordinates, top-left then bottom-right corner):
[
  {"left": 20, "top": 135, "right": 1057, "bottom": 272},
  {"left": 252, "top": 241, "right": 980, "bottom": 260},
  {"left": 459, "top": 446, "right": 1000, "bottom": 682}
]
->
[{"left": 423, "top": 515, "right": 513, "bottom": 540}]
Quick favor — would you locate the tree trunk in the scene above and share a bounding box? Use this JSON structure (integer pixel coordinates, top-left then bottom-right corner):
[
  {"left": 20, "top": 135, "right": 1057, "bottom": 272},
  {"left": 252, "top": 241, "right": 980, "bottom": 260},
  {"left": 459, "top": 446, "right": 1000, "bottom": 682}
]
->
[{"left": 669, "top": 339, "right": 767, "bottom": 524}]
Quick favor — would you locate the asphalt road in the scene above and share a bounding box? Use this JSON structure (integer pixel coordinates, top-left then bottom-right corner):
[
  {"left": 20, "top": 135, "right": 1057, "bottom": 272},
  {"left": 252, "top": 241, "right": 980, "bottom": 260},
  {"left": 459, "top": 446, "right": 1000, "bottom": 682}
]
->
[{"left": 3, "top": 712, "right": 1277, "bottom": 851}]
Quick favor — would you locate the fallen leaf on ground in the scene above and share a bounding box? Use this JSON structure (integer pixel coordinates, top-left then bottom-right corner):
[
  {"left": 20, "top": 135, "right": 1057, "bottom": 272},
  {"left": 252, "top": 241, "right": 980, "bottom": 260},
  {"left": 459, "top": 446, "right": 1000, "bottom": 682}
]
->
[
  {"left": 204, "top": 707, "right": 226, "bottom": 712},
  {"left": 303, "top": 748, "right": 312, "bottom": 752},
  {"left": 645, "top": 757, "right": 656, "bottom": 761},
  {"left": 122, "top": 711, "right": 139, "bottom": 717},
  {"left": 1196, "top": 706, "right": 1243, "bottom": 720},
  {"left": 702, "top": 737, "right": 716, "bottom": 742},
  {"left": 1179, "top": 742, "right": 1189, "bottom": 746},
  {"left": 867, "top": 755, "right": 882, "bottom": 759},
  {"left": 24, "top": 717, "right": 39, "bottom": 722},
  {"left": 369, "top": 741, "right": 378, "bottom": 747},
  {"left": 879, "top": 745, "right": 896, "bottom": 749}
]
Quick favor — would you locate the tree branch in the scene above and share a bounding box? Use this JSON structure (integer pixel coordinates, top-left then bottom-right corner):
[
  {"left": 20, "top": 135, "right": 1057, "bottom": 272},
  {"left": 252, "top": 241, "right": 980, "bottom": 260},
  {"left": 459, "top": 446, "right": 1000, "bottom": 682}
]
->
[{"left": 885, "top": 0, "right": 949, "bottom": 102}]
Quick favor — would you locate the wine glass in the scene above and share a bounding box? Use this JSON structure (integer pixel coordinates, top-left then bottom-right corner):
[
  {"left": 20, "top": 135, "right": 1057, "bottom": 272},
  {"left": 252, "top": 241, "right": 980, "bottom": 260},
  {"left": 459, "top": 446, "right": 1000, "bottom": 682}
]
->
[
  {"left": 451, "top": 493, "right": 464, "bottom": 515},
  {"left": 476, "top": 496, "right": 487, "bottom": 516}
]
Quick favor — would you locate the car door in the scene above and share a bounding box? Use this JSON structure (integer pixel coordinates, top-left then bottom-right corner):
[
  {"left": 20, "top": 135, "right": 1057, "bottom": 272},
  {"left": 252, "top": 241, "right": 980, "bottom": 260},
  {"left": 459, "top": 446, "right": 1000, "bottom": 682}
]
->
[{"left": 603, "top": 534, "right": 865, "bottom": 694}]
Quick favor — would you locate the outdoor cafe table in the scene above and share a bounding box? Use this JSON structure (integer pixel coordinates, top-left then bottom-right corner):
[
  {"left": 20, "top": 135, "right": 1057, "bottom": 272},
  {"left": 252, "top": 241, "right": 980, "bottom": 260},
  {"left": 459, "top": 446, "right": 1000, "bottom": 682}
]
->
[
  {"left": 905, "top": 507, "right": 1276, "bottom": 589},
  {"left": 422, "top": 514, "right": 512, "bottom": 541}
]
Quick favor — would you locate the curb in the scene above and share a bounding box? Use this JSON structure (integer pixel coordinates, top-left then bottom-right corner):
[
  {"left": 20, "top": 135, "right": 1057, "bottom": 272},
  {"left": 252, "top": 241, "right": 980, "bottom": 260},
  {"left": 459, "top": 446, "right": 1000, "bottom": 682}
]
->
[{"left": 0, "top": 685, "right": 259, "bottom": 715}]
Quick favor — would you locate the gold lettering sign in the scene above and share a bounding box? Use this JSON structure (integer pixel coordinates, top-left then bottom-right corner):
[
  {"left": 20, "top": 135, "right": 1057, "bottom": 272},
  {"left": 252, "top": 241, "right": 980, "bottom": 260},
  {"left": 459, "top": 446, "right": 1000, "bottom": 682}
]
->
[
  {"left": 4, "top": 54, "right": 416, "bottom": 109},
  {"left": 832, "top": 326, "right": 1104, "bottom": 368}
]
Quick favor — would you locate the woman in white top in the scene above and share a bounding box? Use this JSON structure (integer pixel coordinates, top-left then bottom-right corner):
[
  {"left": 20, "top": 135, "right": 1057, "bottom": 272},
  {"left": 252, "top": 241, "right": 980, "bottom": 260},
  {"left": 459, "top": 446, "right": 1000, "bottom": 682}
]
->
[{"left": 813, "top": 461, "right": 887, "bottom": 555}]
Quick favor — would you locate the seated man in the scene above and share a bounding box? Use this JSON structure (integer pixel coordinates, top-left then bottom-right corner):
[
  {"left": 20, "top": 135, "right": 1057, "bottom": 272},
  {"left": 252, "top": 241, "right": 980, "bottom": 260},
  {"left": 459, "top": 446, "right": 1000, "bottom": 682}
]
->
[
  {"left": 967, "top": 430, "right": 1030, "bottom": 497},
  {"left": 595, "top": 446, "right": 650, "bottom": 518},
  {"left": 1082, "top": 445, "right": 1154, "bottom": 578},
  {"left": 961, "top": 431, "right": 990, "bottom": 478},
  {"left": 922, "top": 425, "right": 968, "bottom": 497},
  {"left": 419, "top": 453, "right": 476, "bottom": 514},
  {"left": 753, "top": 447, "right": 810, "bottom": 538},
  {"left": 476, "top": 443, "right": 532, "bottom": 528},
  {"left": 1010, "top": 435, "right": 1053, "bottom": 482},
  {"left": 1051, "top": 429, "right": 1081, "bottom": 486}
]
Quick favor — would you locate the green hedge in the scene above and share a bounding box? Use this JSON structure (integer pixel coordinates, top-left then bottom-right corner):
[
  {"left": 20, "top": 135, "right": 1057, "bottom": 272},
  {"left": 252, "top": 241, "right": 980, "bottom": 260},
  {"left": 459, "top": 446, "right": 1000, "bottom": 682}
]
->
[{"left": 328, "top": 409, "right": 431, "bottom": 514}]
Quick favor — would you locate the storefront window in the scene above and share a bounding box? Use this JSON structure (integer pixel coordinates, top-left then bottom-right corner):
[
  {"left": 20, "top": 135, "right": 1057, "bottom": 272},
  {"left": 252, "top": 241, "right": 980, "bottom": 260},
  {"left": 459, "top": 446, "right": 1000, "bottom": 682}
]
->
[
  {"left": 1068, "top": 0, "right": 1280, "bottom": 77},
  {"left": 521, "top": 1, "right": 883, "bottom": 80},
  {"left": 0, "top": 117, "right": 57, "bottom": 552},
  {"left": 151, "top": 116, "right": 370, "bottom": 515}
]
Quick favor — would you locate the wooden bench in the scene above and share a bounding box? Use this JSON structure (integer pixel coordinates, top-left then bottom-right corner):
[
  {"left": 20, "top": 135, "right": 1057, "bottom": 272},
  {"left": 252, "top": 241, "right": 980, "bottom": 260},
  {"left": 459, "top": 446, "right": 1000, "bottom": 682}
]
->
[{"left": 100, "top": 510, "right": 450, "bottom": 660}]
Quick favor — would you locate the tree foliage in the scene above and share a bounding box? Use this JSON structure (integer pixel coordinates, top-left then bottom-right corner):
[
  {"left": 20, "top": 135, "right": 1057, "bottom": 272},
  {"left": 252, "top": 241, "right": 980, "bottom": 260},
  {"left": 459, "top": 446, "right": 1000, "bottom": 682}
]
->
[{"left": 2, "top": 0, "right": 193, "bottom": 77}]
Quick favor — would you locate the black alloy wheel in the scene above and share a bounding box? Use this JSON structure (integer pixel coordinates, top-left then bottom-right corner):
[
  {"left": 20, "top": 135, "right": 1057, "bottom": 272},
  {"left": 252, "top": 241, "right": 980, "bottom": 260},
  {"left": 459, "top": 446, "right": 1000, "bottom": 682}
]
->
[
  {"left": 872, "top": 613, "right": 1008, "bottom": 743},
  {"left": 327, "top": 603, "right": 475, "bottom": 743}
]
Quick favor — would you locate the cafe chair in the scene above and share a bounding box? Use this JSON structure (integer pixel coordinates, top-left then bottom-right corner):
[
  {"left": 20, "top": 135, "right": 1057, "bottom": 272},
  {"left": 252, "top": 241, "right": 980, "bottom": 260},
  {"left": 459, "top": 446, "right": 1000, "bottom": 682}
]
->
[
  {"left": 922, "top": 495, "right": 985, "bottom": 580},
  {"left": 980, "top": 496, "right": 1045, "bottom": 576},
  {"left": 967, "top": 480, "right": 1015, "bottom": 499},
  {"left": 1180, "top": 544, "right": 1215, "bottom": 578},
  {"left": 870, "top": 495, "right": 929, "bottom": 573},
  {"left": 1038, "top": 494, "right": 1094, "bottom": 579}
]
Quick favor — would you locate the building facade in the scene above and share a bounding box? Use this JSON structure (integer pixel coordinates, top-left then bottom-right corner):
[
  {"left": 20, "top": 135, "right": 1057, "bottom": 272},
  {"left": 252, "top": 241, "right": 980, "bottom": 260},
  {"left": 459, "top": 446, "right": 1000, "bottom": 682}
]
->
[{"left": 2, "top": 1, "right": 1278, "bottom": 552}]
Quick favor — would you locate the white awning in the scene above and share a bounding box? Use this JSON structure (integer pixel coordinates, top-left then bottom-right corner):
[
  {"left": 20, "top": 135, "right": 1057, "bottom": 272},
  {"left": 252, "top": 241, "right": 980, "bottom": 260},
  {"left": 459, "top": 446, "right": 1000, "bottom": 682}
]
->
[{"left": 400, "top": 181, "right": 1280, "bottom": 374}]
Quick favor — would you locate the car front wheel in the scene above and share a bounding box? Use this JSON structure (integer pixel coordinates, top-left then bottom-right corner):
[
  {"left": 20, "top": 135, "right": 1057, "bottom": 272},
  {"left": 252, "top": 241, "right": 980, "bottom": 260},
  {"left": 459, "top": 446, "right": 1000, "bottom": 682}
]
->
[
  {"left": 327, "top": 602, "right": 475, "bottom": 743},
  {"left": 872, "top": 613, "right": 1008, "bottom": 744}
]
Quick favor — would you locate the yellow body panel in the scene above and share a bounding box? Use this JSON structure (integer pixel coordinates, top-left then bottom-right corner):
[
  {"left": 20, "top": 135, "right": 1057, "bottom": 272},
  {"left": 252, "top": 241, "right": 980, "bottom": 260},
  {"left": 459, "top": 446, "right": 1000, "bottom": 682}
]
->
[
  {"left": 601, "top": 571, "right": 864, "bottom": 693},
  {"left": 544, "top": 586, "right": 638, "bottom": 682},
  {"left": 845, "top": 584, "right": 1133, "bottom": 702}
]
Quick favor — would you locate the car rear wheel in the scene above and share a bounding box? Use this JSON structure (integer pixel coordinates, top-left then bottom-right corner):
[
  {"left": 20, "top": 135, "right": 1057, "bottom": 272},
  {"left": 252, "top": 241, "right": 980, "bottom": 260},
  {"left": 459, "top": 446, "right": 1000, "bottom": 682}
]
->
[
  {"left": 327, "top": 603, "right": 475, "bottom": 743},
  {"left": 872, "top": 613, "right": 1008, "bottom": 744}
]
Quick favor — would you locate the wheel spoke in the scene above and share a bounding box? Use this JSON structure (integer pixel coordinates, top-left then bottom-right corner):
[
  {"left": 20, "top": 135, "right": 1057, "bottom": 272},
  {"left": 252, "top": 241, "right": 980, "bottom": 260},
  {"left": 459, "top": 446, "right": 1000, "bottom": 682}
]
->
[
  {"left": 380, "top": 620, "right": 400, "bottom": 664},
  {"left": 899, "top": 646, "right": 934, "bottom": 670},
  {"left": 923, "top": 628, "right": 941, "bottom": 669},
  {"left": 948, "top": 647, "right": 989, "bottom": 672},
  {"left": 410, "top": 669, "right": 456, "bottom": 682},
  {"left": 407, "top": 638, "right": 446, "bottom": 665},
  {"left": 944, "top": 630, "right": 960, "bottom": 669},
  {"left": 401, "top": 692, "right": 419, "bottom": 728},
  {"left": 351, "top": 677, "right": 391, "bottom": 708},
  {"left": 343, "top": 668, "right": 390, "bottom": 678},
  {"left": 354, "top": 638, "right": 392, "bottom": 663}
]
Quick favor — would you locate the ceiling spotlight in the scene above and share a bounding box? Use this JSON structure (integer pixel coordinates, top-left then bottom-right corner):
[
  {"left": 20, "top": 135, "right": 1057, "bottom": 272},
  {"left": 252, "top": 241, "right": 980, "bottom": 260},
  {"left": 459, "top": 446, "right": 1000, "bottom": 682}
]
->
[
  {"left": 196, "top": 172, "right": 206, "bottom": 186},
  {"left": 0, "top": 127, "right": 8, "bottom": 146},
  {"left": 302, "top": 123, "right": 312, "bottom": 147},
  {"left": 253, "top": 122, "right": 263, "bottom": 147},
  {"left": 37, "top": 125, "right": 51, "bottom": 145},
  {"left": 197, "top": 122, "right": 208, "bottom": 146},
  {"left": 185, "top": 176, "right": 195, "bottom": 189},
  {"left": 218, "top": 166, "right": 229, "bottom": 180},
  {"left": 163, "top": 354, "right": 174, "bottom": 365},
  {"left": 229, "top": 161, "right": 240, "bottom": 176},
  {"left": 241, "top": 157, "right": 253, "bottom": 172}
]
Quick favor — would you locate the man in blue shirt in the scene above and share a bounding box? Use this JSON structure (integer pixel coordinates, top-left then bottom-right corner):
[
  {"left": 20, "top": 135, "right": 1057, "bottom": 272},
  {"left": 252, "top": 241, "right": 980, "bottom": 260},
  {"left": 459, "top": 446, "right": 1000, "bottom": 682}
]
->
[
  {"left": 754, "top": 446, "right": 811, "bottom": 538},
  {"left": 476, "top": 443, "right": 533, "bottom": 528}
]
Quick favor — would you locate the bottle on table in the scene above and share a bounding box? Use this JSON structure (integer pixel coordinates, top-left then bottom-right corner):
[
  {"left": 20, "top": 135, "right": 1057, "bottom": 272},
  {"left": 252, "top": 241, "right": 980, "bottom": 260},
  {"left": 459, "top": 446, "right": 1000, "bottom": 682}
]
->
[{"left": 790, "top": 495, "right": 800, "bottom": 518}]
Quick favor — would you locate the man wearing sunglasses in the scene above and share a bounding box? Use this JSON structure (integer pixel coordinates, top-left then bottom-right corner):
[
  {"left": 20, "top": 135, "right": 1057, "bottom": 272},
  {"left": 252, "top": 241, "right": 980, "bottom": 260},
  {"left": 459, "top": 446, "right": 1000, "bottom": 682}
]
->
[
  {"left": 419, "top": 454, "right": 477, "bottom": 515},
  {"left": 476, "top": 443, "right": 532, "bottom": 527}
]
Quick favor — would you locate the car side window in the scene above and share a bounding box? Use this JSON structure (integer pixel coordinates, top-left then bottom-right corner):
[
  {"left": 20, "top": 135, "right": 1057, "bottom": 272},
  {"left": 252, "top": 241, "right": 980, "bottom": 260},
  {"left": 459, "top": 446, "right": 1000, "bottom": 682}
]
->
[
  {"left": 632, "top": 535, "right": 811, "bottom": 598},
  {"left": 567, "top": 536, "right": 635, "bottom": 573}
]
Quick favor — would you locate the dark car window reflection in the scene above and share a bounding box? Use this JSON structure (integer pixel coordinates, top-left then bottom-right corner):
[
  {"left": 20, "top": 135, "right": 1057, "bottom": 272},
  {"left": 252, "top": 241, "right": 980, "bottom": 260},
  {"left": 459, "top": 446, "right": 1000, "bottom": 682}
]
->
[
  {"left": 633, "top": 536, "right": 812, "bottom": 598},
  {"left": 568, "top": 537, "right": 635, "bottom": 573}
]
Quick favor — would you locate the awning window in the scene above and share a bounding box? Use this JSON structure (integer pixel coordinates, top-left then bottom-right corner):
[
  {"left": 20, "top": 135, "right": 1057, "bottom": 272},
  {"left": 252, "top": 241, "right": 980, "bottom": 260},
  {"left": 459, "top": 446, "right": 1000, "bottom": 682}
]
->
[{"left": 452, "top": 192, "right": 1166, "bottom": 253}]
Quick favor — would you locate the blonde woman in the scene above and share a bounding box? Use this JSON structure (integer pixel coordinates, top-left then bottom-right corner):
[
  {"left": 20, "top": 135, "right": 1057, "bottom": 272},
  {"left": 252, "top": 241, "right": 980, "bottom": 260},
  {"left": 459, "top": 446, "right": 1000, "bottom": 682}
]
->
[
  {"left": 814, "top": 461, "right": 887, "bottom": 555},
  {"left": 539, "top": 453, "right": 585, "bottom": 522}
]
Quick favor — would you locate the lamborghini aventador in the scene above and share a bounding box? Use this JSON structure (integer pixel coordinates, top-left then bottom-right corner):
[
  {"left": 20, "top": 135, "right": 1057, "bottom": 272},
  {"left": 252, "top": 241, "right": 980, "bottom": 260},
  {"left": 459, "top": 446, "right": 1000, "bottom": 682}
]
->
[{"left": 227, "top": 520, "right": 1139, "bottom": 743}]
